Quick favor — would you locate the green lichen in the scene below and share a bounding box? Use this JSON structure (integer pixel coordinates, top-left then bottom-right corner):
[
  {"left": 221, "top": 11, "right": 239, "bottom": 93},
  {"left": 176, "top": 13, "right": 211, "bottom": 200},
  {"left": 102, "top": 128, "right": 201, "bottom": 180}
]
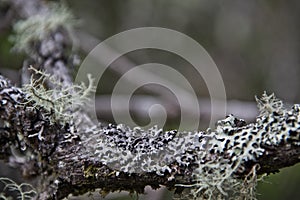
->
[
  {"left": 10, "top": 2, "right": 77, "bottom": 54},
  {"left": 22, "top": 66, "right": 96, "bottom": 125}
]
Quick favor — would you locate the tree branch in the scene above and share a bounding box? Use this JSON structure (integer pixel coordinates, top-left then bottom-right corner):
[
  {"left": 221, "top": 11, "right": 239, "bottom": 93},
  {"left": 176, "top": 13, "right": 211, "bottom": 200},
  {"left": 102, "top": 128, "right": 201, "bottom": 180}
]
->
[
  {"left": 1, "top": 1, "right": 300, "bottom": 200},
  {"left": 1, "top": 74, "right": 300, "bottom": 199}
]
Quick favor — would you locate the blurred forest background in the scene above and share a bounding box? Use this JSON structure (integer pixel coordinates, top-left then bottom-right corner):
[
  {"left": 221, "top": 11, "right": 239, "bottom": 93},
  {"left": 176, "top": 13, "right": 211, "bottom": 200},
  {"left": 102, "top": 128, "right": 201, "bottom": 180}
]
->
[{"left": 0, "top": 0, "right": 300, "bottom": 199}]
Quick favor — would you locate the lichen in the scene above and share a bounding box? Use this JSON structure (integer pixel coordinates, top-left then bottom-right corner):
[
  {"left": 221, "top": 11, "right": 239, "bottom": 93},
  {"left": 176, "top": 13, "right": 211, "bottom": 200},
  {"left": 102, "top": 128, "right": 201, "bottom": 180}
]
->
[
  {"left": 10, "top": 2, "right": 77, "bottom": 55},
  {"left": 255, "top": 91, "right": 283, "bottom": 116},
  {"left": 76, "top": 93, "right": 300, "bottom": 199},
  {"left": 22, "top": 66, "right": 96, "bottom": 125},
  {"left": 178, "top": 93, "right": 300, "bottom": 199},
  {"left": 0, "top": 177, "right": 37, "bottom": 200},
  {"left": 2, "top": 68, "right": 299, "bottom": 199}
]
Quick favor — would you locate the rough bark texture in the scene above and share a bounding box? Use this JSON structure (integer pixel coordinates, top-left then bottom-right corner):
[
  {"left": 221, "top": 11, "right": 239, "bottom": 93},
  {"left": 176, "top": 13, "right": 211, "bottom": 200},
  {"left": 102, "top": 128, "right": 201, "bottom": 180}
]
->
[
  {"left": 0, "top": 0, "right": 300, "bottom": 200},
  {"left": 1, "top": 73, "right": 300, "bottom": 199}
]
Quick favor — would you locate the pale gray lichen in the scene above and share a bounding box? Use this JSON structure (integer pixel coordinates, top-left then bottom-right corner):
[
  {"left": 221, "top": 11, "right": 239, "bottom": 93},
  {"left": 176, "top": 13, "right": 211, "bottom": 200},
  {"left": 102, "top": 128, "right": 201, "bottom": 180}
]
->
[
  {"left": 2, "top": 70, "right": 299, "bottom": 199},
  {"left": 0, "top": 76, "right": 25, "bottom": 104},
  {"left": 75, "top": 93, "right": 300, "bottom": 200},
  {"left": 179, "top": 94, "right": 300, "bottom": 199},
  {"left": 0, "top": 177, "right": 37, "bottom": 200},
  {"left": 11, "top": 2, "right": 77, "bottom": 54},
  {"left": 255, "top": 91, "right": 283, "bottom": 116}
]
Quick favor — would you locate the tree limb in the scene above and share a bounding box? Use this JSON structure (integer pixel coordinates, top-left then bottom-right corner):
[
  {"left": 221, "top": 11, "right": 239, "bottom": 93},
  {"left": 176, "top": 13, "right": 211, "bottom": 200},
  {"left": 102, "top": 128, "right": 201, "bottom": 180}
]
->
[
  {"left": 1, "top": 1, "right": 300, "bottom": 200},
  {"left": 1, "top": 74, "right": 300, "bottom": 199}
]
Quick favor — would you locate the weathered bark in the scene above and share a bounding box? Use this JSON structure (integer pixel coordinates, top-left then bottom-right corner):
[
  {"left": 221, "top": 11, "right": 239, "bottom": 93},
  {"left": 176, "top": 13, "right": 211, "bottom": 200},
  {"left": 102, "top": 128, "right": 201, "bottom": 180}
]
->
[
  {"left": 1, "top": 74, "right": 300, "bottom": 199},
  {"left": 0, "top": 0, "right": 300, "bottom": 200}
]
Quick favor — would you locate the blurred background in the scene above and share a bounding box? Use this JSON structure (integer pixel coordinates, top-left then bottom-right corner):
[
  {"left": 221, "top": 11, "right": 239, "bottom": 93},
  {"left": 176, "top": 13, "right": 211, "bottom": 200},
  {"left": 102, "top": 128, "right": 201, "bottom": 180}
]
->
[{"left": 0, "top": 0, "right": 300, "bottom": 199}]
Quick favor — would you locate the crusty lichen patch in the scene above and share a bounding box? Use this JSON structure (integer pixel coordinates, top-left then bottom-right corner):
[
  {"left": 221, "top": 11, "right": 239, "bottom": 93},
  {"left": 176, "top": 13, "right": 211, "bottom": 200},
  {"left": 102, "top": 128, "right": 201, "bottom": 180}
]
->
[
  {"left": 178, "top": 93, "right": 300, "bottom": 199},
  {"left": 75, "top": 93, "right": 300, "bottom": 199},
  {"left": 2, "top": 69, "right": 299, "bottom": 199}
]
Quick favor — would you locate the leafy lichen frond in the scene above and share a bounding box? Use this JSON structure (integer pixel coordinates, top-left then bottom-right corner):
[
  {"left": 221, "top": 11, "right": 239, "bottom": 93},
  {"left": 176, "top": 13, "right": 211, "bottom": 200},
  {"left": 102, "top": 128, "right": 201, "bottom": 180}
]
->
[
  {"left": 255, "top": 91, "right": 283, "bottom": 116},
  {"left": 175, "top": 93, "right": 299, "bottom": 199},
  {"left": 79, "top": 92, "right": 299, "bottom": 199},
  {"left": 0, "top": 177, "right": 37, "bottom": 200}
]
